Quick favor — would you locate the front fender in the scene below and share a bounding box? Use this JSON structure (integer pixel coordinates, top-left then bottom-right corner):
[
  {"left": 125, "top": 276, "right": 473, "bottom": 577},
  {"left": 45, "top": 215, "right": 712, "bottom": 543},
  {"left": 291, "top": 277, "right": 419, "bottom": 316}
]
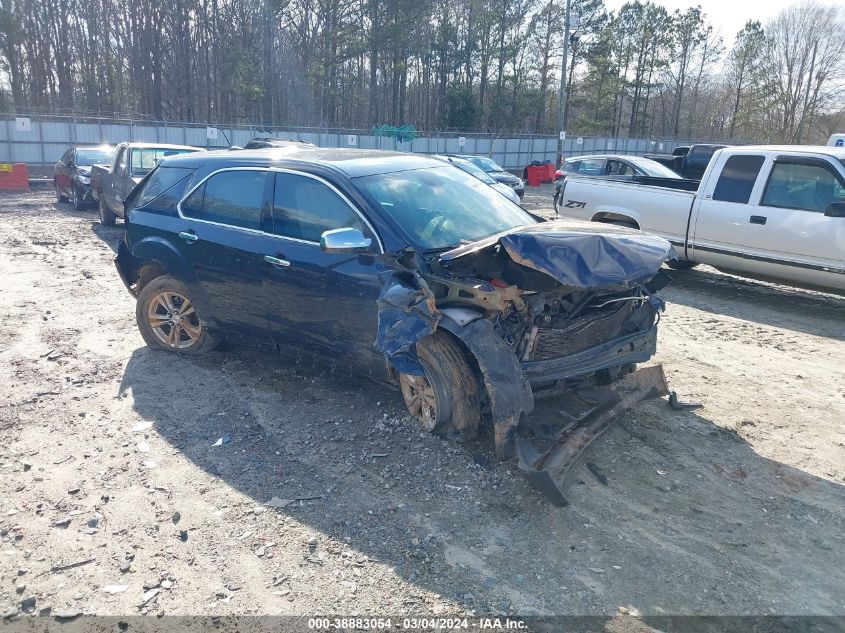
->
[{"left": 438, "top": 317, "right": 534, "bottom": 458}]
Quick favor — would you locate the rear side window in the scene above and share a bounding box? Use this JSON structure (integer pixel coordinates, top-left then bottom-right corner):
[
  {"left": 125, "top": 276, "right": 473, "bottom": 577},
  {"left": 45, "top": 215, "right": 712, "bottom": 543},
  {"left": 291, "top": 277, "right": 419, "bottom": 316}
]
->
[
  {"left": 761, "top": 161, "right": 845, "bottom": 213},
  {"left": 272, "top": 173, "right": 366, "bottom": 242},
  {"left": 712, "top": 155, "right": 764, "bottom": 204},
  {"left": 577, "top": 159, "right": 604, "bottom": 175},
  {"left": 134, "top": 167, "right": 195, "bottom": 208},
  {"left": 688, "top": 146, "right": 714, "bottom": 164},
  {"left": 180, "top": 170, "right": 267, "bottom": 230}
]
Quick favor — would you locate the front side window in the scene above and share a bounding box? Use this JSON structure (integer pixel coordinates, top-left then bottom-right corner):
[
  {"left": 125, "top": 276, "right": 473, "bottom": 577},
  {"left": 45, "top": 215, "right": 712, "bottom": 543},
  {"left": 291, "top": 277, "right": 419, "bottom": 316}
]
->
[
  {"left": 712, "top": 155, "right": 764, "bottom": 204},
  {"left": 761, "top": 161, "right": 845, "bottom": 213},
  {"left": 272, "top": 173, "right": 367, "bottom": 243},
  {"left": 180, "top": 170, "right": 267, "bottom": 230},
  {"left": 607, "top": 160, "right": 635, "bottom": 176},
  {"left": 355, "top": 166, "right": 534, "bottom": 250}
]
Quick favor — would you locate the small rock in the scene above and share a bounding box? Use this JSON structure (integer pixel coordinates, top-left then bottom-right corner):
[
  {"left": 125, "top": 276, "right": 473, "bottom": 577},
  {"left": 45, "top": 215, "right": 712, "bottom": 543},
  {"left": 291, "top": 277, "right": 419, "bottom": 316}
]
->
[
  {"left": 53, "top": 608, "right": 82, "bottom": 620},
  {"left": 102, "top": 584, "right": 129, "bottom": 594},
  {"left": 141, "top": 588, "right": 159, "bottom": 606},
  {"left": 253, "top": 506, "right": 265, "bottom": 516},
  {"left": 17, "top": 568, "right": 27, "bottom": 576},
  {"left": 179, "top": 530, "right": 188, "bottom": 542},
  {"left": 171, "top": 512, "right": 181, "bottom": 525},
  {"left": 255, "top": 547, "right": 266, "bottom": 557},
  {"left": 87, "top": 517, "right": 99, "bottom": 528},
  {"left": 15, "top": 584, "right": 26, "bottom": 594},
  {"left": 143, "top": 579, "right": 161, "bottom": 591},
  {"left": 53, "top": 518, "right": 72, "bottom": 528},
  {"left": 119, "top": 561, "right": 131, "bottom": 574},
  {"left": 161, "top": 580, "right": 173, "bottom": 590},
  {"left": 3, "top": 608, "right": 19, "bottom": 620},
  {"left": 136, "top": 441, "right": 151, "bottom": 453},
  {"left": 68, "top": 488, "right": 80, "bottom": 495},
  {"left": 20, "top": 597, "right": 37, "bottom": 613}
]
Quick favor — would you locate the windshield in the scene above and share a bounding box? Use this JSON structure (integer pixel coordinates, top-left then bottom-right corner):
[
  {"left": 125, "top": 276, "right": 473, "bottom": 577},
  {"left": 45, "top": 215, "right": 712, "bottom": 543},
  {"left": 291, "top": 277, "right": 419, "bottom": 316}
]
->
[
  {"left": 76, "top": 148, "right": 113, "bottom": 166},
  {"left": 464, "top": 156, "right": 504, "bottom": 173},
  {"left": 630, "top": 158, "right": 682, "bottom": 178},
  {"left": 450, "top": 159, "right": 497, "bottom": 185},
  {"left": 131, "top": 148, "right": 198, "bottom": 176},
  {"left": 355, "top": 166, "right": 535, "bottom": 250}
]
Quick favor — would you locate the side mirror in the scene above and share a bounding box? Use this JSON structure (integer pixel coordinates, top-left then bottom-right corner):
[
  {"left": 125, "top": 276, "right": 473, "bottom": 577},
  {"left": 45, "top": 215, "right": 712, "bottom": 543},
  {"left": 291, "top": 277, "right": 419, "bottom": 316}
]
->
[
  {"left": 825, "top": 202, "right": 845, "bottom": 217},
  {"left": 320, "top": 227, "right": 372, "bottom": 253}
]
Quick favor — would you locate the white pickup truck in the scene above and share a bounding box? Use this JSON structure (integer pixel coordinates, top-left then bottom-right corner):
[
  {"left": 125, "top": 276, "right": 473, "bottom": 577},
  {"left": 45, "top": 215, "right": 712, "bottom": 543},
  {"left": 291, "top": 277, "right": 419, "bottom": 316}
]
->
[{"left": 556, "top": 145, "right": 845, "bottom": 293}]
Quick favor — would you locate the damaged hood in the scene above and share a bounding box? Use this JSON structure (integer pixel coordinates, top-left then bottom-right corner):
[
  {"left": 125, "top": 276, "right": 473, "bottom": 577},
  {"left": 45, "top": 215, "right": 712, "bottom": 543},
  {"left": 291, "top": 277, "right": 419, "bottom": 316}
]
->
[{"left": 439, "top": 219, "right": 673, "bottom": 291}]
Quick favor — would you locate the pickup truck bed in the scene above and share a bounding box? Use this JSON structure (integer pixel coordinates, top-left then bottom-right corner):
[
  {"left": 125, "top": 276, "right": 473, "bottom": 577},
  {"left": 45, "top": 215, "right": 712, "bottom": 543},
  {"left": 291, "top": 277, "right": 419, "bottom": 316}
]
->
[{"left": 557, "top": 145, "right": 845, "bottom": 293}]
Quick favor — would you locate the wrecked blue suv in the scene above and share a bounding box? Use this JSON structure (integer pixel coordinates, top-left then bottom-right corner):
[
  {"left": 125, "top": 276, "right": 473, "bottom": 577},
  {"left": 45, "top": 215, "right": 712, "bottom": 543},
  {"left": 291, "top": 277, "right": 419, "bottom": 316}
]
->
[{"left": 114, "top": 147, "right": 673, "bottom": 504}]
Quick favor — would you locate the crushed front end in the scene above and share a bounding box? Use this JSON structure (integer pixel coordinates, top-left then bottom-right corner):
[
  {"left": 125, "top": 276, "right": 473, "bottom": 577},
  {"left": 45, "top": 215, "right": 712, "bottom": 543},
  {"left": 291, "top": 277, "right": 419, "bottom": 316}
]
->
[{"left": 377, "top": 220, "right": 674, "bottom": 504}]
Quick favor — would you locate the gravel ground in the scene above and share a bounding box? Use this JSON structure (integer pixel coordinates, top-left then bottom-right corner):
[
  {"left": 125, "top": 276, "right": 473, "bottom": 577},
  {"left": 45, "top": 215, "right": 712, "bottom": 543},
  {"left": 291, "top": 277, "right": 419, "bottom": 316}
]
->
[{"left": 0, "top": 187, "right": 843, "bottom": 623}]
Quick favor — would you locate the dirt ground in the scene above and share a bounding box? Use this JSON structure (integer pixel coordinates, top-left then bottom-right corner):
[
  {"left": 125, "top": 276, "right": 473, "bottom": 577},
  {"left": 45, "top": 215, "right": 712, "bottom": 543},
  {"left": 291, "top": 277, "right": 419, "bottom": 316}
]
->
[{"left": 1, "top": 186, "right": 843, "bottom": 623}]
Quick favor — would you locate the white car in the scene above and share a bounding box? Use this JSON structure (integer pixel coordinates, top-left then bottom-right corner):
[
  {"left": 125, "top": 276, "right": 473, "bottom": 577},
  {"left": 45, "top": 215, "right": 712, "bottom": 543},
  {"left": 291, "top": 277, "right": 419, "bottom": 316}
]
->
[
  {"left": 432, "top": 155, "right": 522, "bottom": 204},
  {"left": 556, "top": 145, "right": 845, "bottom": 293}
]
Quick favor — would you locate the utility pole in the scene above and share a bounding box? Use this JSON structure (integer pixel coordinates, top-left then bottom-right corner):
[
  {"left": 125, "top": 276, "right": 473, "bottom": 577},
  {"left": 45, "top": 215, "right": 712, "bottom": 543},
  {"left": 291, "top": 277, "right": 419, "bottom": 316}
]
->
[
  {"left": 796, "top": 39, "right": 818, "bottom": 145},
  {"left": 556, "top": 0, "right": 572, "bottom": 167}
]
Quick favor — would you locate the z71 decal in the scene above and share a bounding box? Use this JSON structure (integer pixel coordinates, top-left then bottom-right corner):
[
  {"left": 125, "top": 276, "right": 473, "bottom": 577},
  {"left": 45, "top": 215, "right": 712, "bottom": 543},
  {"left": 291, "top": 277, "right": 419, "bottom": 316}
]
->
[{"left": 564, "top": 200, "right": 587, "bottom": 209}]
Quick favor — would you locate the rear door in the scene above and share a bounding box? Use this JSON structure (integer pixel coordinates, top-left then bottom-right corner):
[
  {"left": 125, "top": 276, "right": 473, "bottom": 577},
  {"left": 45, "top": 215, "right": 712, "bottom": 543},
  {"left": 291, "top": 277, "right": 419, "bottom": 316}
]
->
[
  {"left": 264, "top": 170, "right": 387, "bottom": 376},
  {"left": 107, "top": 147, "right": 129, "bottom": 215},
  {"left": 175, "top": 167, "right": 278, "bottom": 344},
  {"left": 690, "top": 153, "right": 766, "bottom": 271},
  {"left": 742, "top": 155, "right": 845, "bottom": 290}
]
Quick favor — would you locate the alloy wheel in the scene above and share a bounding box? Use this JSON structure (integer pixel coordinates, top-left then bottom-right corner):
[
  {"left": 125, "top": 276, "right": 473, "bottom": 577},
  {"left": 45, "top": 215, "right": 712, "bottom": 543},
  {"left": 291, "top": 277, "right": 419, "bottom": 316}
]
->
[
  {"left": 146, "top": 290, "right": 202, "bottom": 349},
  {"left": 399, "top": 372, "right": 439, "bottom": 431}
]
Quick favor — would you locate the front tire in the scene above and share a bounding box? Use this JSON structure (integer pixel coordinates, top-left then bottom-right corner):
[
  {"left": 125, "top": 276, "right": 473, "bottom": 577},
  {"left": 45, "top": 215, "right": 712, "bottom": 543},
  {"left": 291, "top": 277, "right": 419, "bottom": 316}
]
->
[
  {"left": 55, "top": 181, "right": 68, "bottom": 203},
  {"left": 136, "top": 275, "right": 218, "bottom": 355},
  {"left": 98, "top": 197, "right": 116, "bottom": 226},
  {"left": 72, "top": 185, "right": 84, "bottom": 211},
  {"left": 398, "top": 332, "right": 481, "bottom": 440}
]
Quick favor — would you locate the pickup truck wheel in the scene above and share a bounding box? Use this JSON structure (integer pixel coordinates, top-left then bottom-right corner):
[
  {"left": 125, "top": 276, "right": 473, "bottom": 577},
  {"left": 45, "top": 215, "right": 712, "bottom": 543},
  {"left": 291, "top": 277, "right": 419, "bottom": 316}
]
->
[
  {"left": 98, "top": 197, "right": 116, "bottom": 226},
  {"left": 136, "top": 275, "right": 218, "bottom": 355},
  {"left": 398, "top": 332, "right": 481, "bottom": 440},
  {"left": 666, "top": 260, "right": 699, "bottom": 270},
  {"left": 55, "top": 182, "right": 68, "bottom": 204}
]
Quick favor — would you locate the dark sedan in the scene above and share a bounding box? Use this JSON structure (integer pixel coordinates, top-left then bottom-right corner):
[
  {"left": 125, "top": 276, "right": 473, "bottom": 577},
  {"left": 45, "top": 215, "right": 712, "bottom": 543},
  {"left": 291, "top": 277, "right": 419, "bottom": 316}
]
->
[
  {"left": 453, "top": 155, "right": 524, "bottom": 198},
  {"left": 113, "top": 147, "right": 671, "bottom": 502},
  {"left": 54, "top": 145, "right": 114, "bottom": 210}
]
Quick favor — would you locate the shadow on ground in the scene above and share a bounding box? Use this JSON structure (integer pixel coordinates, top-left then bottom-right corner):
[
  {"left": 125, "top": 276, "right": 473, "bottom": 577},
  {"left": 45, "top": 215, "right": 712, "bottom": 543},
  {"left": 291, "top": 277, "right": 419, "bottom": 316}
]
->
[
  {"left": 117, "top": 342, "right": 845, "bottom": 616},
  {"left": 662, "top": 266, "right": 845, "bottom": 341}
]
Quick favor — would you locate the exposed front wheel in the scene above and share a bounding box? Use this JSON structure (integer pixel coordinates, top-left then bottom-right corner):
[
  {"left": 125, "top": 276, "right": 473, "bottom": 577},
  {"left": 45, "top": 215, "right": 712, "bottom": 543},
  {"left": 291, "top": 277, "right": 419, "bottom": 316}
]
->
[
  {"left": 398, "top": 332, "right": 481, "bottom": 440},
  {"left": 98, "top": 197, "right": 116, "bottom": 226},
  {"left": 136, "top": 275, "right": 218, "bottom": 355}
]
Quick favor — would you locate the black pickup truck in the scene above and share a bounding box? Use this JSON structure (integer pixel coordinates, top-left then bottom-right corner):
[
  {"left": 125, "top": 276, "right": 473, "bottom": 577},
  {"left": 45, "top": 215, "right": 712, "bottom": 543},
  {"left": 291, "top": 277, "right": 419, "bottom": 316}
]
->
[{"left": 644, "top": 143, "right": 727, "bottom": 180}]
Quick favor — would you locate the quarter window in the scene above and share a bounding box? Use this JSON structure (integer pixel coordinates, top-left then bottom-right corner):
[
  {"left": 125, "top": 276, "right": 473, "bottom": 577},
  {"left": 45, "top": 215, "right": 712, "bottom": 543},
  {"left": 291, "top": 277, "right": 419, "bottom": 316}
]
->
[
  {"left": 761, "top": 161, "right": 845, "bottom": 213},
  {"left": 272, "top": 173, "right": 366, "bottom": 243},
  {"left": 576, "top": 159, "right": 605, "bottom": 176},
  {"left": 180, "top": 170, "right": 267, "bottom": 230},
  {"left": 712, "top": 155, "right": 764, "bottom": 204}
]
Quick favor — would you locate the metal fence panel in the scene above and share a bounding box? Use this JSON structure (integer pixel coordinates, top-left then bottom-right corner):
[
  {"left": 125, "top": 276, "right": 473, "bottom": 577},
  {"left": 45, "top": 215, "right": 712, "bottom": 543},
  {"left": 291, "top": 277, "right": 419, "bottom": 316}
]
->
[{"left": 1, "top": 113, "right": 733, "bottom": 172}]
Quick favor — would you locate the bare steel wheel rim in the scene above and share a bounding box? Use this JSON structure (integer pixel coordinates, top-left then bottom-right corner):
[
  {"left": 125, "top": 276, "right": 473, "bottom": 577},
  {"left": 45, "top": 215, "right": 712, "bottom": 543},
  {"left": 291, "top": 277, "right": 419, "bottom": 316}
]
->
[
  {"left": 147, "top": 290, "right": 201, "bottom": 349},
  {"left": 399, "top": 372, "right": 439, "bottom": 431}
]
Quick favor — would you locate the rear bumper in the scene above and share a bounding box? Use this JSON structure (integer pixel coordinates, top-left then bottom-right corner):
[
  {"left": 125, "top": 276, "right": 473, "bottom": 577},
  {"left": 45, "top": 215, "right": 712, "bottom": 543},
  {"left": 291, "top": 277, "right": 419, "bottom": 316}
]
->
[
  {"left": 520, "top": 326, "right": 658, "bottom": 386},
  {"left": 114, "top": 240, "right": 138, "bottom": 297}
]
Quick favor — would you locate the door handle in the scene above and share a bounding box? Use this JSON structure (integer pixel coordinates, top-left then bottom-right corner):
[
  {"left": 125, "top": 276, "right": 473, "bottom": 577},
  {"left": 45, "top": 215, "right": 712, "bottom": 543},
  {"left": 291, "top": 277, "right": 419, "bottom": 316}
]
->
[
  {"left": 749, "top": 215, "right": 767, "bottom": 225},
  {"left": 264, "top": 255, "right": 291, "bottom": 268},
  {"left": 178, "top": 230, "right": 198, "bottom": 243}
]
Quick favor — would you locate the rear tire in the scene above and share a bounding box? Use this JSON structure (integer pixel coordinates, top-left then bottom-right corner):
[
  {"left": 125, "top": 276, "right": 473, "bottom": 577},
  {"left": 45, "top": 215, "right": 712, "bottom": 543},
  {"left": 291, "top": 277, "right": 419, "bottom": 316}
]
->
[
  {"left": 136, "top": 275, "right": 218, "bottom": 355},
  {"left": 596, "top": 218, "right": 639, "bottom": 230},
  {"left": 98, "top": 197, "right": 116, "bottom": 226},
  {"left": 666, "top": 260, "right": 699, "bottom": 270},
  {"left": 398, "top": 332, "right": 481, "bottom": 440}
]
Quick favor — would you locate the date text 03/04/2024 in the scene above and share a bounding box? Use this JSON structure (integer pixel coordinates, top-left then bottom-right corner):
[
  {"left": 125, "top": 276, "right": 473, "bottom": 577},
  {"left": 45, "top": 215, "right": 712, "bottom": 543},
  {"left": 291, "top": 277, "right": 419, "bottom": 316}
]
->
[{"left": 307, "top": 617, "right": 528, "bottom": 630}]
